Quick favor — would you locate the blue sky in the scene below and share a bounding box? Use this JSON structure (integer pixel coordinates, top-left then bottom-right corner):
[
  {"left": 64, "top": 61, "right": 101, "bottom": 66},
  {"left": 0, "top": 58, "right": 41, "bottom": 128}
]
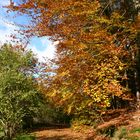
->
[{"left": 0, "top": 0, "right": 56, "bottom": 61}]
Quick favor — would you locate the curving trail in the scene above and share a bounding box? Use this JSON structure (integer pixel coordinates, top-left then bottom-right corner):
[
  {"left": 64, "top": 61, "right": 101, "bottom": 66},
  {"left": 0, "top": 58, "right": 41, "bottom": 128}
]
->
[
  {"left": 33, "top": 110, "right": 140, "bottom": 140},
  {"left": 34, "top": 128, "right": 91, "bottom": 140}
]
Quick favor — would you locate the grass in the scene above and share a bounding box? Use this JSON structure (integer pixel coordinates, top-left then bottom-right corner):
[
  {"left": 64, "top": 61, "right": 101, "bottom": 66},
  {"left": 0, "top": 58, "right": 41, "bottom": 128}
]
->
[
  {"left": 13, "top": 134, "right": 36, "bottom": 140},
  {"left": 112, "top": 127, "right": 140, "bottom": 140},
  {"left": 130, "top": 128, "right": 140, "bottom": 133},
  {"left": 0, "top": 130, "right": 4, "bottom": 139}
]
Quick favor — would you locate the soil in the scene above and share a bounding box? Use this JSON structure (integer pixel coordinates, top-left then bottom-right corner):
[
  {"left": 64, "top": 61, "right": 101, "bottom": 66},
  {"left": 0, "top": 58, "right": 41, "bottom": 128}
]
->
[{"left": 33, "top": 127, "right": 93, "bottom": 140}]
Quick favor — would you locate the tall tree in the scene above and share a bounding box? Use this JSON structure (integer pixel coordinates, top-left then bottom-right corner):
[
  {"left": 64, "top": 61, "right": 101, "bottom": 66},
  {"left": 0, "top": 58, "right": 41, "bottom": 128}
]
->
[{"left": 7, "top": 0, "right": 140, "bottom": 123}]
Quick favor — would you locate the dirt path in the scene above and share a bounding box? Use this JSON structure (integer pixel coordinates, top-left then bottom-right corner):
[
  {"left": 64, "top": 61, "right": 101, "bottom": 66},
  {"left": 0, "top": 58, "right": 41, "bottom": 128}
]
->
[
  {"left": 33, "top": 127, "right": 93, "bottom": 140},
  {"left": 33, "top": 110, "right": 140, "bottom": 140}
]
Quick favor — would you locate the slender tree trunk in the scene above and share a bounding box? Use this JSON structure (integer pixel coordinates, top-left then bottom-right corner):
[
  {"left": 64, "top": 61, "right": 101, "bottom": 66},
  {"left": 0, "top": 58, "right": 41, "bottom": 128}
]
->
[{"left": 135, "top": 30, "right": 140, "bottom": 107}]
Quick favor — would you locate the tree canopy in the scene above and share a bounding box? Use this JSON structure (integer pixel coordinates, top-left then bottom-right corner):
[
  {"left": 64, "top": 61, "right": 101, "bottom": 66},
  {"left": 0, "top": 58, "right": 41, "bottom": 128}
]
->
[{"left": 7, "top": 0, "right": 140, "bottom": 124}]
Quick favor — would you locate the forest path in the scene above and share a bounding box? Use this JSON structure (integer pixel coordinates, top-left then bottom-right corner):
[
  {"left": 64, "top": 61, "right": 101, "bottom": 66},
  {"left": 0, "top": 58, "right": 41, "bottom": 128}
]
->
[
  {"left": 33, "top": 127, "right": 92, "bottom": 140},
  {"left": 33, "top": 108, "right": 140, "bottom": 140}
]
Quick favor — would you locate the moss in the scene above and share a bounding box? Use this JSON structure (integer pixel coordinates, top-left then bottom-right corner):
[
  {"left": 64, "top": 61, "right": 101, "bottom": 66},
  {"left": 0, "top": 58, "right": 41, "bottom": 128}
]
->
[{"left": 13, "top": 134, "right": 36, "bottom": 140}]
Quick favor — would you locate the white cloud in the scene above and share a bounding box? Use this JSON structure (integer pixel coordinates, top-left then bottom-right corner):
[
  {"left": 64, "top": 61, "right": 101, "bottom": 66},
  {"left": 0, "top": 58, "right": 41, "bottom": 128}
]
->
[
  {"left": 0, "top": 0, "right": 18, "bottom": 44},
  {"left": 41, "top": 38, "right": 49, "bottom": 46},
  {"left": 0, "top": 15, "right": 57, "bottom": 61},
  {"left": 28, "top": 41, "right": 57, "bottom": 62},
  {"left": 0, "top": 16, "right": 18, "bottom": 45},
  {"left": 0, "top": 1, "right": 57, "bottom": 61},
  {"left": 0, "top": 0, "right": 10, "bottom": 6}
]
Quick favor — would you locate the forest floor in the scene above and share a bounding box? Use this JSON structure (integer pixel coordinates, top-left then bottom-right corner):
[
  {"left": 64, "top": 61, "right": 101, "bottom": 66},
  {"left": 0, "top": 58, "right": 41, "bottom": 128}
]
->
[
  {"left": 33, "top": 108, "right": 140, "bottom": 140},
  {"left": 33, "top": 127, "right": 93, "bottom": 140}
]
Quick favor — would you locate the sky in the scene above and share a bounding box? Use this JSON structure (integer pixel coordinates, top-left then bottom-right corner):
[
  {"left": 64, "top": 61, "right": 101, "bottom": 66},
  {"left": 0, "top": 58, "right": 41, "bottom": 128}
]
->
[{"left": 0, "top": 0, "right": 56, "bottom": 62}]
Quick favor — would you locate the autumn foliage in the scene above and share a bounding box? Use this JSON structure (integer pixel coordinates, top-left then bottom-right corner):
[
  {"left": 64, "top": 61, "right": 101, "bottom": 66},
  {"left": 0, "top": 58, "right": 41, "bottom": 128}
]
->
[{"left": 7, "top": 0, "right": 140, "bottom": 123}]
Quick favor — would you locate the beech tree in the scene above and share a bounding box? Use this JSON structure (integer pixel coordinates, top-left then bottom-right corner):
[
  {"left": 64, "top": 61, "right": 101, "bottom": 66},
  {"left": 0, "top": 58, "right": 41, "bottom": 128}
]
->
[{"left": 7, "top": 0, "right": 140, "bottom": 123}]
